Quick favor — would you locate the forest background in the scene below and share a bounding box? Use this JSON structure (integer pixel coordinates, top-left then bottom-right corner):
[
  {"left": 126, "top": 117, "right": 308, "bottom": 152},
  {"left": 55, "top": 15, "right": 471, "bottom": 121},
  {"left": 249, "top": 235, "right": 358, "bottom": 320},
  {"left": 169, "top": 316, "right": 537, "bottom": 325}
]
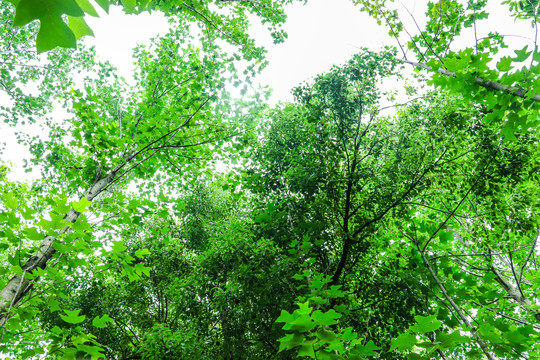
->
[{"left": 0, "top": 0, "right": 540, "bottom": 359}]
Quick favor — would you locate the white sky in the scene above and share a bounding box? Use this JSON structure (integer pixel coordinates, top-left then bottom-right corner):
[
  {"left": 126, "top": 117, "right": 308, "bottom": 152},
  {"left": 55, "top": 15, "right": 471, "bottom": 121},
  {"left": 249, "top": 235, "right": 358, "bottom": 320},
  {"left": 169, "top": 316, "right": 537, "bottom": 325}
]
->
[
  {"left": 84, "top": 0, "right": 392, "bottom": 104},
  {"left": 1, "top": 0, "right": 536, "bottom": 182},
  {"left": 82, "top": 0, "right": 533, "bottom": 104}
]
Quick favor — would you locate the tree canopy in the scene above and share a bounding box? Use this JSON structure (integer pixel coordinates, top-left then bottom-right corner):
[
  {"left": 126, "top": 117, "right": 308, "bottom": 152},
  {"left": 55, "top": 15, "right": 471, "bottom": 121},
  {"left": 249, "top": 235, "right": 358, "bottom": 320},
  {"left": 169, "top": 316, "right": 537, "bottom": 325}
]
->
[{"left": 1, "top": 1, "right": 540, "bottom": 359}]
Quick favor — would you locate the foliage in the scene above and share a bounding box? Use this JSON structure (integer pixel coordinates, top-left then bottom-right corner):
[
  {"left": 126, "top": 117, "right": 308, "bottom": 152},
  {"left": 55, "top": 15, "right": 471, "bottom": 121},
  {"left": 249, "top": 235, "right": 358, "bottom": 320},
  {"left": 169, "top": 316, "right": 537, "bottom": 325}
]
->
[
  {"left": 1, "top": 1, "right": 540, "bottom": 360},
  {"left": 6, "top": 0, "right": 297, "bottom": 53},
  {"left": 356, "top": 0, "right": 540, "bottom": 140}
]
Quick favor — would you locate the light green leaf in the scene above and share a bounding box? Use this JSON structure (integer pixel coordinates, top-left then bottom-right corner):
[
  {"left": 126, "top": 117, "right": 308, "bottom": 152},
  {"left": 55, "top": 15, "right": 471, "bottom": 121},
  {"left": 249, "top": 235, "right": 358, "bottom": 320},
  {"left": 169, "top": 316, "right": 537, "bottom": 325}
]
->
[
  {"left": 355, "top": 340, "right": 381, "bottom": 356},
  {"left": 94, "top": 0, "right": 110, "bottom": 12},
  {"left": 73, "top": 216, "right": 93, "bottom": 233},
  {"left": 276, "top": 310, "right": 296, "bottom": 325},
  {"left": 24, "top": 227, "right": 43, "bottom": 240},
  {"left": 390, "top": 333, "right": 417, "bottom": 351},
  {"left": 20, "top": 207, "right": 36, "bottom": 220},
  {"left": 297, "top": 301, "right": 313, "bottom": 315},
  {"left": 60, "top": 309, "right": 86, "bottom": 324},
  {"left": 312, "top": 309, "right": 342, "bottom": 326},
  {"left": 39, "top": 212, "right": 67, "bottom": 231},
  {"left": 72, "top": 197, "right": 92, "bottom": 212},
  {"left": 52, "top": 196, "right": 71, "bottom": 214},
  {"left": 121, "top": 0, "right": 136, "bottom": 12},
  {"left": 68, "top": 16, "right": 94, "bottom": 39},
  {"left": 111, "top": 240, "right": 127, "bottom": 252},
  {"left": 410, "top": 315, "right": 442, "bottom": 334},
  {"left": 134, "top": 248, "right": 151, "bottom": 258},
  {"left": 4, "top": 192, "right": 18, "bottom": 210},
  {"left": 92, "top": 314, "right": 113, "bottom": 328},
  {"left": 75, "top": 0, "right": 99, "bottom": 16},
  {"left": 48, "top": 299, "right": 61, "bottom": 312},
  {"left": 496, "top": 57, "right": 513, "bottom": 72}
]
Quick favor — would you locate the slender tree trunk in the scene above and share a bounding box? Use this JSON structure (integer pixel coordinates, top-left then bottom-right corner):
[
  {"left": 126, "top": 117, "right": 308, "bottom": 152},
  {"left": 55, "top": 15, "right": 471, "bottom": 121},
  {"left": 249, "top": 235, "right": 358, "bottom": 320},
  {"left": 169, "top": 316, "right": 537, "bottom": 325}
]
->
[{"left": 0, "top": 169, "right": 118, "bottom": 322}]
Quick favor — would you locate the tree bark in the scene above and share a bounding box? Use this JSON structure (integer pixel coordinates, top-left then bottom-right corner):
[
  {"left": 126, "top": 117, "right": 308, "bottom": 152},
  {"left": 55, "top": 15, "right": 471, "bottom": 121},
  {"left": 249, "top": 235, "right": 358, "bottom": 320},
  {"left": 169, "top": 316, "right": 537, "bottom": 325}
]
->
[
  {"left": 0, "top": 169, "right": 118, "bottom": 322},
  {"left": 402, "top": 59, "right": 540, "bottom": 103}
]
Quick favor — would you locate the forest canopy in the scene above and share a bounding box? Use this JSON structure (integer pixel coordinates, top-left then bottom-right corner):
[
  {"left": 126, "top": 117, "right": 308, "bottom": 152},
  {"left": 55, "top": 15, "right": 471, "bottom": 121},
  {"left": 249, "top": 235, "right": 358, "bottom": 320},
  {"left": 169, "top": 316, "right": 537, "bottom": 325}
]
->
[{"left": 1, "top": 0, "right": 540, "bottom": 359}]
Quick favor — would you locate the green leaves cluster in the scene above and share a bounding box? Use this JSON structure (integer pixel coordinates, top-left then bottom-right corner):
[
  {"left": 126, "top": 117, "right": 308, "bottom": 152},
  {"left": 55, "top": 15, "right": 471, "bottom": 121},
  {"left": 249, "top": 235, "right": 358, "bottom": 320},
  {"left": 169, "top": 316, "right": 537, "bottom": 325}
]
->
[
  {"left": 10, "top": 0, "right": 150, "bottom": 53},
  {"left": 276, "top": 240, "right": 382, "bottom": 359},
  {"left": 2, "top": 1, "right": 540, "bottom": 360}
]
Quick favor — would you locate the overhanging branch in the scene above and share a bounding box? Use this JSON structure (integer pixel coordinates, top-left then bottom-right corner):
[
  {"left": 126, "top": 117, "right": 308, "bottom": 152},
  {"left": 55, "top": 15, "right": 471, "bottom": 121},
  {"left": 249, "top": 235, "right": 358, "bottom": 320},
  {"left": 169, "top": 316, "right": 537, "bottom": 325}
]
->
[{"left": 402, "top": 59, "right": 540, "bottom": 103}]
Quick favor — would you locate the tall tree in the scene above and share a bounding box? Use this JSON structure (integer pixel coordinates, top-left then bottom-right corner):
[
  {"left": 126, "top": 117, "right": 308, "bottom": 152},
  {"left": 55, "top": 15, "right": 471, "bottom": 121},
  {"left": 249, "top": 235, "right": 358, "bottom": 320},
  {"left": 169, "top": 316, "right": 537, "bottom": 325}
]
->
[
  {"left": 356, "top": 0, "right": 540, "bottom": 139},
  {"left": 259, "top": 50, "right": 540, "bottom": 359},
  {"left": 0, "top": 0, "right": 297, "bottom": 357}
]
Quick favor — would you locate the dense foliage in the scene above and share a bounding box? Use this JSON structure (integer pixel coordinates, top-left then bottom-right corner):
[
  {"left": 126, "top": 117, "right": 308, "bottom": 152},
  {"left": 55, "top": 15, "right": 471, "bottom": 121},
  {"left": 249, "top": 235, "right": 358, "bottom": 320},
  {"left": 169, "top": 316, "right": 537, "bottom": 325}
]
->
[{"left": 1, "top": 0, "right": 539, "bottom": 359}]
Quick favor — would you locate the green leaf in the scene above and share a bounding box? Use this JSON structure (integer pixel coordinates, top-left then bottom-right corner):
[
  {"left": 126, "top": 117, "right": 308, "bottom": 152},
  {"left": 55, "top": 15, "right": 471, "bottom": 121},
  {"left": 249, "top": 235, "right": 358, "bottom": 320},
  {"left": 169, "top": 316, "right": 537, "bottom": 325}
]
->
[
  {"left": 48, "top": 299, "right": 61, "bottom": 312},
  {"left": 121, "top": 0, "right": 136, "bottom": 12},
  {"left": 438, "top": 230, "right": 453, "bottom": 244},
  {"left": 314, "top": 330, "right": 338, "bottom": 343},
  {"left": 478, "top": 324, "right": 503, "bottom": 344},
  {"left": 74, "top": 0, "right": 98, "bottom": 16},
  {"left": 52, "top": 196, "right": 71, "bottom": 214},
  {"left": 287, "top": 314, "right": 315, "bottom": 332},
  {"left": 4, "top": 192, "right": 18, "bottom": 210},
  {"left": 278, "top": 333, "right": 305, "bottom": 352},
  {"left": 407, "top": 354, "right": 427, "bottom": 360},
  {"left": 355, "top": 340, "right": 381, "bottom": 356},
  {"left": 14, "top": 0, "right": 82, "bottom": 52},
  {"left": 60, "top": 309, "right": 86, "bottom": 324},
  {"left": 68, "top": 16, "right": 94, "bottom": 39},
  {"left": 134, "top": 248, "right": 151, "bottom": 258},
  {"left": 342, "top": 327, "right": 358, "bottom": 341},
  {"left": 24, "top": 227, "right": 43, "bottom": 240},
  {"left": 513, "top": 45, "right": 532, "bottom": 62},
  {"left": 390, "top": 333, "right": 417, "bottom": 351},
  {"left": 298, "top": 339, "right": 317, "bottom": 358},
  {"left": 496, "top": 57, "right": 513, "bottom": 72},
  {"left": 39, "top": 212, "right": 67, "bottom": 231},
  {"left": 276, "top": 310, "right": 296, "bottom": 324},
  {"left": 312, "top": 309, "right": 342, "bottom": 326},
  {"left": 75, "top": 344, "right": 105, "bottom": 358},
  {"left": 73, "top": 215, "right": 93, "bottom": 234},
  {"left": 436, "top": 331, "right": 469, "bottom": 349},
  {"left": 92, "top": 314, "right": 113, "bottom": 328},
  {"left": 94, "top": 0, "right": 109, "bottom": 12},
  {"left": 13, "top": 0, "right": 84, "bottom": 26},
  {"left": 111, "top": 240, "right": 127, "bottom": 252},
  {"left": 71, "top": 197, "right": 92, "bottom": 212},
  {"left": 410, "top": 315, "right": 442, "bottom": 334},
  {"left": 20, "top": 207, "right": 36, "bottom": 220},
  {"left": 327, "top": 285, "right": 346, "bottom": 298},
  {"left": 503, "top": 330, "right": 528, "bottom": 345}
]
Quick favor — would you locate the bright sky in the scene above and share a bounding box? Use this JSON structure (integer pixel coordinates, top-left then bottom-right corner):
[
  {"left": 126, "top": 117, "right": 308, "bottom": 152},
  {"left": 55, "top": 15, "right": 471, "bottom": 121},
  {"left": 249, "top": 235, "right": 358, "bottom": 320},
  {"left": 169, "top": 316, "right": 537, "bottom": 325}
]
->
[
  {"left": 84, "top": 0, "right": 392, "bottom": 104},
  {"left": 82, "top": 0, "right": 533, "bottom": 104},
  {"left": 1, "top": 0, "right": 535, "bottom": 182}
]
